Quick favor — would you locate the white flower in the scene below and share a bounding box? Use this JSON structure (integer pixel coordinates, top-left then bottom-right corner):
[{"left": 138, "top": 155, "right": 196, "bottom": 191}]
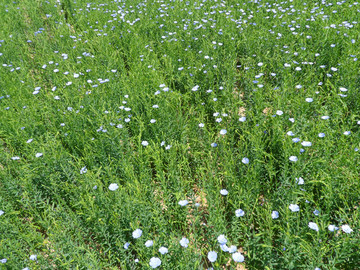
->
[
  {"left": 289, "top": 156, "right": 298, "bottom": 162},
  {"left": 287, "top": 131, "right": 295, "bottom": 136},
  {"left": 301, "top": 141, "right": 312, "bottom": 147},
  {"left": 211, "top": 143, "right": 218, "bottom": 148},
  {"left": 305, "top": 98, "right": 313, "bottom": 102},
  {"left": 220, "top": 244, "right": 229, "bottom": 252},
  {"left": 159, "top": 246, "right": 168, "bottom": 254},
  {"left": 220, "top": 129, "right": 227, "bottom": 135},
  {"left": 26, "top": 139, "right": 33, "bottom": 143},
  {"left": 308, "top": 222, "right": 319, "bottom": 231},
  {"left": 228, "top": 245, "right": 237, "bottom": 253},
  {"left": 150, "top": 119, "right": 156, "bottom": 123},
  {"left": 242, "top": 157, "right": 249, "bottom": 164},
  {"left": 339, "top": 87, "right": 348, "bottom": 92},
  {"left": 235, "top": 209, "right": 245, "bottom": 217},
  {"left": 132, "top": 229, "right": 142, "bottom": 239},
  {"left": 313, "top": 209, "right": 320, "bottom": 216},
  {"left": 149, "top": 257, "right": 161, "bottom": 268},
  {"left": 80, "top": 166, "right": 87, "bottom": 174},
  {"left": 180, "top": 237, "right": 189, "bottom": 248},
  {"left": 141, "top": 141, "right": 149, "bottom": 146},
  {"left": 328, "top": 225, "right": 338, "bottom": 232},
  {"left": 108, "top": 183, "right": 119, "bottom": 191},
  {"left": 0, "top": 210, "right": 4, "bottom": 216},
  {"left": 296, "top": 177, "right": 304, "bottom": 185},
  {"left": 178, "top": 200, "right": 189, "bottom": 206},
  {"left": 29, "top": 255, "right": 37, "bottom": 261},
  {"left": 292, "top": 138, "right": 300, "bottom": 143},
  {"left": 145, "top": 240, "right": 154, "bottom": 247},
  {"left": 217, "top": 234, "right": 227, "bottom": 245},
  {"left": 318, "top": 133, "right": 325, "bottom": 138},
  {"left": 192, "top": 85, "right": 200, "bottom": 91},
  {"left": 289, "top": 204, "right": 300, "bottom": 212},
  {"left": 343, "top": 131, "right": 351, "bottom": 135},
  {"left": 11, "top": 156, "right": 20, "bottom": 160},
  {"left": 35, "top": 153, "right": 43, "bottom": 158},
  {"left": 220, "top": 189, "right": 228, "bottom": 196},
  {"left": 321, "top": 116, "right": 330, "bottom": 120},
  {"left": 341, "top": 224, "right": 353, "bottom": 234},
  {"left": 289, "top": 118, "right": 295, "bottom": 123},
  {"left": 207, "top": 251, "right": 217, "bottom": 262},
  {"left": 271, "top": 211, "right": 279, "bottom": 219},
  {"left": 0, "top": 259, "right": 7, "bottom": 264},
  {"left": 232, "top": 252, "right": 245, "bottom": 262},
  {"left": 199, "top": 123, "right": 204, "bottom": 128},
  {"left": 239, "top": 116, "right": 246, "bottom": 122},
  {"left": 276, "top": 110, "right": 283, "bottom": 115}
]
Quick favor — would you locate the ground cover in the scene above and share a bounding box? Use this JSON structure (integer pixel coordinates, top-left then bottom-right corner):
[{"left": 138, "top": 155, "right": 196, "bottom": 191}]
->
[{"left": 0, "top": 0, "right": 359, "bottom": 269}]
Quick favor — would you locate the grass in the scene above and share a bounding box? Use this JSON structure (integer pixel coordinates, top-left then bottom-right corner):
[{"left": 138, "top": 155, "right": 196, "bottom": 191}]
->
[{"left": 0, "top": 0, "right": 359, "bottom": 269}]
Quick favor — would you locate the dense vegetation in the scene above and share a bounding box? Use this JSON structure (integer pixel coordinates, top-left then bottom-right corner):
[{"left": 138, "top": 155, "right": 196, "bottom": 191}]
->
[{"left": 0, "top": 0, "right": 359, "bottom": 269}]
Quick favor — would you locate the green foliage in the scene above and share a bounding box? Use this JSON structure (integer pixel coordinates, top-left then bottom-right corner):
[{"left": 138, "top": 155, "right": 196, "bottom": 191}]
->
[{"left": 0, "top": 0, "right": 359, "bottom": 269}]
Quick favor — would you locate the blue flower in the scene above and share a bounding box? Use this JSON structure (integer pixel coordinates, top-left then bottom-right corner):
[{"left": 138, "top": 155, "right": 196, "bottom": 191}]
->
[
  {"left": 132, "top": 229, "right": 142, "bottom": 239},
  {"left": 207, "top": 251, "right": 217, "bottom": 262},
  {"left": 149, "top": 257, "right": 161, "bottom": 268},
  {"left": 232, "top": 252, "right": 245, "bottom": 262},
  {"left": 180, "top": 237, "right": 189, "bottom": 248}
]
